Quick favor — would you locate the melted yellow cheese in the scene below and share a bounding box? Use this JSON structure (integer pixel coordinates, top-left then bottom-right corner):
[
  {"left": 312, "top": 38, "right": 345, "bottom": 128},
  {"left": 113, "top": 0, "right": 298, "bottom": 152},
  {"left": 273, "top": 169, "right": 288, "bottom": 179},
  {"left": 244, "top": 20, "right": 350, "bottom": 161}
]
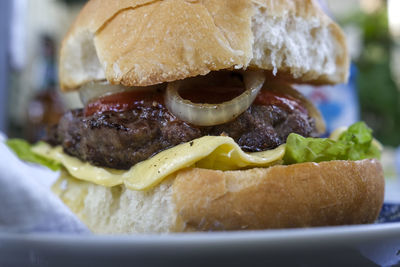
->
[{"left": 32, "top": 136, "right": 285, "bottom": 191}]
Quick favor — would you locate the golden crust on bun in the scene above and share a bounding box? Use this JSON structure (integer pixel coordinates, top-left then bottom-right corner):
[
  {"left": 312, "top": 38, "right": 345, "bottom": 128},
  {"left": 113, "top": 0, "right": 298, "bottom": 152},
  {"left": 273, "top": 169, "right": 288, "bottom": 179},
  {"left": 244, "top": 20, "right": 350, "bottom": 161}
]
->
[
  {"left": 59, "top": 0, "right": 349, "bottom": 91},
  {"left": 54, "top": 159, "right": 384, "bottom": 233}
]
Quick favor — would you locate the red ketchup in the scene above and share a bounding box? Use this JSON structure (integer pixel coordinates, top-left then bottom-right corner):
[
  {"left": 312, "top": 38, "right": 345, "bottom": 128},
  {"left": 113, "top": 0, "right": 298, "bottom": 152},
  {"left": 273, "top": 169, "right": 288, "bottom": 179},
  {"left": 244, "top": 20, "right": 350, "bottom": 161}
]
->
[
  {"left": 254, "top": 90, "right": 308, "bottom": 114},
  {"left": 84, "top": 90, "right": 164, "bottom": 116},
  {"left": 84, "top": 87, "right": 307, "bottom": 116}
]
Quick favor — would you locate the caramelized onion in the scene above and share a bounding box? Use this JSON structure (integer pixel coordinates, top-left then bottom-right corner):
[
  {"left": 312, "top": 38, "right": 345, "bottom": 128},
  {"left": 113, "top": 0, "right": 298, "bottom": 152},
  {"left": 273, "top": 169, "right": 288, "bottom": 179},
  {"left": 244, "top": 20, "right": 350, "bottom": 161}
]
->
[
  {"left": 79, "top": 81, "right": 126, "bottom": 105},
  {"left": 165, "top": 71, "right": 266, "bottom": 126}
]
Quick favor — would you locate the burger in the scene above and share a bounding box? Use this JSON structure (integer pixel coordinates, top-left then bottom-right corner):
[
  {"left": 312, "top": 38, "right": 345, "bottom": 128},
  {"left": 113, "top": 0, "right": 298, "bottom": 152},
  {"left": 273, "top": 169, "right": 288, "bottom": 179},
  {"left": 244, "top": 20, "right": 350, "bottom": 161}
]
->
[{"left": 16, "top": 0, "right": 384, "bottom": 233}]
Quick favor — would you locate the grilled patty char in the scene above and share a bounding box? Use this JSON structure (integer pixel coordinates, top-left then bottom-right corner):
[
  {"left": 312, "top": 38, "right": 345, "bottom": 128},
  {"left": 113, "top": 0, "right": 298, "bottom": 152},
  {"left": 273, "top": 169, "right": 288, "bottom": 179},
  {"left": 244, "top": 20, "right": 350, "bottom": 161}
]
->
[{"left": 47, "top": 98, "right": 316, "bottom": 170}]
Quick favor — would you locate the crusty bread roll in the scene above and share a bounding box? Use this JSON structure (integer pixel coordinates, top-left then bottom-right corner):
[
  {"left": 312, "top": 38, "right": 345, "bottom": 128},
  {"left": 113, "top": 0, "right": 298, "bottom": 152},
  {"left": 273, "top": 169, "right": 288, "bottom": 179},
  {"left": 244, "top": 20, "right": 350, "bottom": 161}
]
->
[
  {"left": 59, "top": 0, "right": 349, "bottom": 91},
  {"left": 53, "top": 159, "right": 384, "bottom": 233},
  {"left": 53, "top": 0, "right": 383, "bottom": 234}
]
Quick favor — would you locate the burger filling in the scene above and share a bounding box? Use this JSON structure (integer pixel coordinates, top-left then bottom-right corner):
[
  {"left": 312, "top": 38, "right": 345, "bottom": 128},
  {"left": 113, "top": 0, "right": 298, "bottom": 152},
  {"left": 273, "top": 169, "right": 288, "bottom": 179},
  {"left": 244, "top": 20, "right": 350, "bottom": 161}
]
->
[
  {"left": 6, "top": 71, "right": 381, "bottom": 190},
  {"left": 46, "top": 71, "right": 317, "bottom": 170}
]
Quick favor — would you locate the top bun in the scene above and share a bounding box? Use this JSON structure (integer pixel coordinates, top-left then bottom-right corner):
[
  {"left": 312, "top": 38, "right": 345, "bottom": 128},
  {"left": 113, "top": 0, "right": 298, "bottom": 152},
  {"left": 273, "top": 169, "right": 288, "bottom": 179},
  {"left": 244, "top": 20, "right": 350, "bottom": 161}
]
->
[{"left": 59, "top": 0, "right": 349, "bottom": 92}]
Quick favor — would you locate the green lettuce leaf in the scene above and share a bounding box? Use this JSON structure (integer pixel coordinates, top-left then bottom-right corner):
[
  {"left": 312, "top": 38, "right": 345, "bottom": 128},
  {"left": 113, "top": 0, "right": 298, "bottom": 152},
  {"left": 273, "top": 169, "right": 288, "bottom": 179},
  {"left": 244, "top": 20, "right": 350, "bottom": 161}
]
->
[
  {"left": 283, "top": 122, "right": 381, "bottom": 165},
  {"left": 4, "top": 122, "right": 380, "bottom": 170},
  {"left": 5, "top": 139, "right": 61, "bottom": 171}
]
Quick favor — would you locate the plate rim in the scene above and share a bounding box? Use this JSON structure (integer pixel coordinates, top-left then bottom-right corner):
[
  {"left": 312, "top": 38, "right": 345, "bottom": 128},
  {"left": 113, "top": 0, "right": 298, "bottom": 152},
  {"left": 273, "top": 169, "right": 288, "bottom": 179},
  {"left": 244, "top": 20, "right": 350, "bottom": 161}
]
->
[{"left": 2, "top": 222, "right": 400, "bottom": 247}]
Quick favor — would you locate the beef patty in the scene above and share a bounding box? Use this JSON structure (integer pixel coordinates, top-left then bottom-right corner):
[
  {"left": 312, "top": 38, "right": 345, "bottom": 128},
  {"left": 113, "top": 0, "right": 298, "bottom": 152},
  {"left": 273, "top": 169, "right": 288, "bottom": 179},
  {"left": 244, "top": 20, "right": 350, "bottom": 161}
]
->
[{"left": 47, "top": 98, "right": 316, "bottom": 170}]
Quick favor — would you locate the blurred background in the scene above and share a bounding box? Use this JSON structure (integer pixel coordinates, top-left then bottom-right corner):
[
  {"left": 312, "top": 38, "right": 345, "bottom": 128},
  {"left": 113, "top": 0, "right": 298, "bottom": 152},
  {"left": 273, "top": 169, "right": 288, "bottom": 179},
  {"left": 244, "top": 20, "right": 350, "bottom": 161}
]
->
[{"left": 0, "top": 0, "right": 399, "bottom": 182}]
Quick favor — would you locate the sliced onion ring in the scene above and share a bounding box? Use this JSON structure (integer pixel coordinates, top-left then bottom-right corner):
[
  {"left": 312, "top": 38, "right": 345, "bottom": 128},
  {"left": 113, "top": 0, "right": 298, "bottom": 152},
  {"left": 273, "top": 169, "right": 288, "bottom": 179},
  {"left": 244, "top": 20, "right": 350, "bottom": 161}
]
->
[
  {"left": 79, "top": 81, "right": 127, "bottom": 105},
  {"left": 165, "top": 71, "right": 266, "bottom": 126}
]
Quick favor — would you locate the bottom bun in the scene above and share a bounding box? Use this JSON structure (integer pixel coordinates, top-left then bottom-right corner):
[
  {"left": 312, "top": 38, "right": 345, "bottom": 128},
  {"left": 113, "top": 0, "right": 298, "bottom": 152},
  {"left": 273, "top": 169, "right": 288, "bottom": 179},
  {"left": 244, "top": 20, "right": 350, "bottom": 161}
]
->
[{"left": 53, "top": 159, "right": 384, "bottom": 234}]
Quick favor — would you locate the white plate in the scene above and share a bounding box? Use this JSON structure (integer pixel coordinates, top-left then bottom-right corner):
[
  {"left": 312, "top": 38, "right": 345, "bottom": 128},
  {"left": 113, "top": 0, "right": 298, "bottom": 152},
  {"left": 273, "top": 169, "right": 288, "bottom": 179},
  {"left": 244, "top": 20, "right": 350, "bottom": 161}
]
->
[{"left": 1, "top": 223, "right": 400, "bottom": 267}]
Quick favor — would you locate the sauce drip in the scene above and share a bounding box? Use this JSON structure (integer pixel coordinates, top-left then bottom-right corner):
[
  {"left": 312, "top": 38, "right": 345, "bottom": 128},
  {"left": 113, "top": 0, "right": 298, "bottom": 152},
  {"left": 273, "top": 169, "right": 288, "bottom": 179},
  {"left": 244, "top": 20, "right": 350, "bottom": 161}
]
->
[
  {"left": 84, "top": 87, "right": 307, "bottom": 117},
  {"left": 84, "top": 90, "right": 164, "bottom": 117},
  {"left": 254, "top": 90, "right": 308, "bottom": 114}
]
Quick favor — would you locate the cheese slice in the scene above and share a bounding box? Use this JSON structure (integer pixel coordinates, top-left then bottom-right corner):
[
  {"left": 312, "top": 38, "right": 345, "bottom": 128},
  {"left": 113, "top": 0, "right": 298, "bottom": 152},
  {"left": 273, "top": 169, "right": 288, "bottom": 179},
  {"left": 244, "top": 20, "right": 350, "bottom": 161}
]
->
[{"left": 32, "top": 136, "right": 285, "bottom": 191}]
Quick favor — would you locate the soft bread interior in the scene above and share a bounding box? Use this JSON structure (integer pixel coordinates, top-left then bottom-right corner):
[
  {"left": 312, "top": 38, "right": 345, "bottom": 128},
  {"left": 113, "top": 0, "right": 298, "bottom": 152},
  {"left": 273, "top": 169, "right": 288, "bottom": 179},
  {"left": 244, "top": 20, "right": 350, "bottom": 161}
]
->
[
  {"left": 59, "top": 0, "right": 349, "bottom": 91},
  {"left": 53, "top": 159, "right": 384, "bottom": 234},
  {"left": 250, "top": 1, "right": 348, "bottom": 84},
  {"left": 53, "top": 171, "right": 180, "bottom": 233}
]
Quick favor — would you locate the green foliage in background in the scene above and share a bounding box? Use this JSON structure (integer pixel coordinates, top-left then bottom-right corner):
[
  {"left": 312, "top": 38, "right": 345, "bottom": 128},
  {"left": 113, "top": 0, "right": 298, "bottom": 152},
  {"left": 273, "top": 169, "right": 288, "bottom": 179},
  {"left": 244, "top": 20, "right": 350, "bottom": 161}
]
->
[{"left": 341, "top": 8, "right": 400, "bottom": 146}]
